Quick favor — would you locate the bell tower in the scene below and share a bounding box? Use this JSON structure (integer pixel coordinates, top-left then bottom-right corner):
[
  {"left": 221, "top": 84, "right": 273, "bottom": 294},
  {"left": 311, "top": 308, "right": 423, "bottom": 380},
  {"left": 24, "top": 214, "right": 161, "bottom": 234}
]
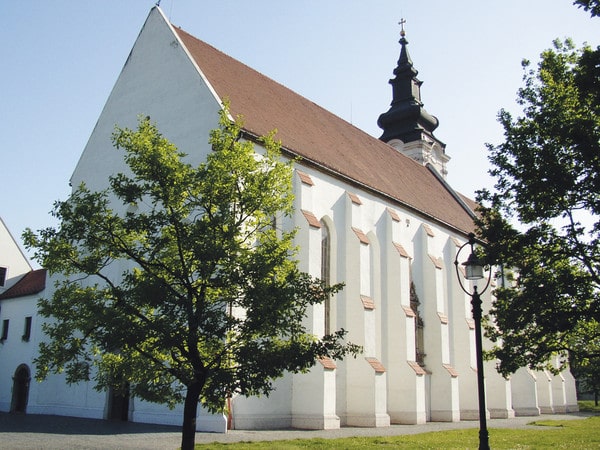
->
[{"left": 377, "top": 20, "right": 449, "bottom": 178}]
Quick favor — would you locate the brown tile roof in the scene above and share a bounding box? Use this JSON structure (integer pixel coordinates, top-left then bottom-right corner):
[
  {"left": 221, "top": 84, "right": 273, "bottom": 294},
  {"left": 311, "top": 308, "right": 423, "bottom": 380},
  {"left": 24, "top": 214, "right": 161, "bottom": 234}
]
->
[
  {"left": 360, "top": 295, "right": 375, "bottom": 310},
  {"left": 407, "top": 360, "right": 427, "bottom": 376},
  {"left": 0, "top": 269, "right": 46, "bottom": 300},
  {"left": 346, "top": 191, "right": 362, "bottom": 205},
  {"left": 296, "top": 170, "right": 314, "bottom": 186},
  {"left": 301, "top": 209, "right": 322, "bottom": 229},
  {"left": 351, "top": 227, "right": 370, "bottom": 245},
  {"left": 458, "top": 193, "right": 479, "bottom": 216},
  {"left": 402, "top": 305, "right": 416, "bottom": 318},
  {"left": 387, "top": 207, "right": 401, "bottom": 222},
  {"left": 428, "top": 254, "right": 444, "bottom": 270},
  {"left": 393, "top": 242, "right": 410, "bottom": 259},
  {"left": 174, "top": 27, "right": 476, "bottom": 235},
  {"left": 443, "top": 363, "right": 459, "bottom": 378},
  {"left": 318, "top": 356, "right": 337, "bottom": 370},
  {"left": 422, "top": 223, "right": 435, "bottom": 237},
  {"left": 365, "top": 357, "right": 386, "bottom": 373}
]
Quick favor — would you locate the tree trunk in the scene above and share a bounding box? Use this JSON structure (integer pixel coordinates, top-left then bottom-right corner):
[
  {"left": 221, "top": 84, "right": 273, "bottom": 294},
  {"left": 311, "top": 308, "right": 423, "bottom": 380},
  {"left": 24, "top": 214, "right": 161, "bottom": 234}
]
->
[
  {"left": 181, "top": 381, "right": 202, "bottom": 450},
  {"left": 595, "top": 390, "right": 598, "bottom": 407}
]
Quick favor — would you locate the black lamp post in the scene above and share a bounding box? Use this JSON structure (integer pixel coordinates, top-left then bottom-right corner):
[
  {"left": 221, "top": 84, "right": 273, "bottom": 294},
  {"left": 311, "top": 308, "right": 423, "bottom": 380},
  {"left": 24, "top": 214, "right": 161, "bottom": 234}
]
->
[{"left": 454, "top": 232, "right": 492, "bottom": 450}]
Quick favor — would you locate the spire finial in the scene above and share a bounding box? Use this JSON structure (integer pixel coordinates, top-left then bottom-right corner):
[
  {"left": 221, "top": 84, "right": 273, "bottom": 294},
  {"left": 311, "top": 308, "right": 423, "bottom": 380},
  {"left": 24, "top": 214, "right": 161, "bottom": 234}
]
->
[{"left": 399, "top": 18, "right": 406, "bottom": 37}]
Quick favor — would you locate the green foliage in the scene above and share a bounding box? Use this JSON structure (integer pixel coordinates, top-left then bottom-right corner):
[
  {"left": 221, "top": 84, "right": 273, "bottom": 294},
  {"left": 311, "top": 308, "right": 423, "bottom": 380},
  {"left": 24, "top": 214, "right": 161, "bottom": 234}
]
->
[
  {"left": 578, "top": 400, "right": 600, "bottom": 411},
  {"left": 476, "top": 39, "right": 600, "bottom": 375},
  {"left": 24, "top": 107, "right": 360, "bottom": 417},
  {"left": 574, "top": 0, "right": 600, "bottom": 17},
  {"left": 571, "top": 336, "right": 600, "bottom": 403}
]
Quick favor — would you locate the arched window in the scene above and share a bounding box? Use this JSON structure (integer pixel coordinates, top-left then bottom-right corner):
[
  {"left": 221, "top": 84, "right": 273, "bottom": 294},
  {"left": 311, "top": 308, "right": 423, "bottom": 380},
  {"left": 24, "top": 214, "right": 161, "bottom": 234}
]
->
[
  {"left": 11, "top": 364, "right": 31, "bottom": 413},
  {"left": 410, "top": 282, "right": 426, "bottom": 366},
  {"left": 321, "top": 221, "right": 331, "bottom": 335}
]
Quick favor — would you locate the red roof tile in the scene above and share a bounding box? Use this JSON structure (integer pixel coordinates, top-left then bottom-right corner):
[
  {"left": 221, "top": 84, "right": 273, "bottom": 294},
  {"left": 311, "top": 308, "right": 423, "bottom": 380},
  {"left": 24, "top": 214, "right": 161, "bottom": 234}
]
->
[
  {"left": 318, "top": 356, "right": 337, "bottom": 370},
  {"left": 407, "top": 360, "right": 427, "bottom": 376},
  {"left": 402, "top": 305, "right": 416, "bottom": 318},
  {"left": 443, "top": 363, "right": 459, "bottom": 377},
  {"left": 393, "top": 242, "right": 410, "bottom": 258},
  {"left": 0, "top": 269, "right": 46, "bottom": 300},
  {"left": 352, "top": 227, "right": 370, "bottom": 245},
  {"left": 428, "top": 254, "right": 444, "bottom": 270},
  {"left": 346, "top": 191, "right": 362, "bottom": 205},
  {"left": 296, "top": 170, "right": 314, "bottom": 186},
  {"left": 387, "top": 208, "right": 401, "bottom": 222},
  {"left": 360, "top": 295, "right": 375, "bottom": 310},
  {"left": 173, "top": 27, "right": 476, "bottom": 235},
  {"left": 466, "top": 318, "right": 475, "bottom": 330},
  {"left": 365, "top": 357, "right": 386, "bottom": 373},
  {"left": 422, "top": 224, "right": 435, "bottom": 237},
  {"left": 301, "top": 209, "right": 322, "bottom": 229}
]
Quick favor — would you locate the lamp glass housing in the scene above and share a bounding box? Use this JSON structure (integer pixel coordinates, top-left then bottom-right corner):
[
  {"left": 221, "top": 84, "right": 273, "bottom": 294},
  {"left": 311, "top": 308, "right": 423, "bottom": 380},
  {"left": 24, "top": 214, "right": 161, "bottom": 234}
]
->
[{"left": 463, "top": 252, "right": 484, "bottom": 280}]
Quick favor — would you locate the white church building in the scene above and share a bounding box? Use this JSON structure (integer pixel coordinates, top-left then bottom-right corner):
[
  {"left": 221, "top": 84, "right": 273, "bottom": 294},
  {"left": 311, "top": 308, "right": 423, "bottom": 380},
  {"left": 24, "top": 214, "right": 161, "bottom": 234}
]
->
[{"left": 0, "top": 7, "right": 578, "bottom": 432}]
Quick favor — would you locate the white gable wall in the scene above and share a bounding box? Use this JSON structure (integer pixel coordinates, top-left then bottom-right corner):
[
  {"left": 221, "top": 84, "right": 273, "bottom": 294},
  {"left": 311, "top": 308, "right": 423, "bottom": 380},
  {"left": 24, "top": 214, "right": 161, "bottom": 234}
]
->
[
  {"left": 0, "top": 218, "right": 32, "bottom": 294},
  {"left": 71, "top": 8, "right": 222, "bottom": 196}
]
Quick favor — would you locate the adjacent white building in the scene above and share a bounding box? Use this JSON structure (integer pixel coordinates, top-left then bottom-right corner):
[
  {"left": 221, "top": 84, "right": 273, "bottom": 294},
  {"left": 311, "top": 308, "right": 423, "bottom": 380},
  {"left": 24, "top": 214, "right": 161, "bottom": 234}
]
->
[{"left": 0, "top": 7, "right": 578, "bottom": 432}]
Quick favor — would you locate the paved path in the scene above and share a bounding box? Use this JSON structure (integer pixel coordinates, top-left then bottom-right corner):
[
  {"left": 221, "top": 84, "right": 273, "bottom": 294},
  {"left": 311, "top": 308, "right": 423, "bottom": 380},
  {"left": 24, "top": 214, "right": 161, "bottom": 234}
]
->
[{"left": 0, "top": 411, "right": 592, "bottom": 449}]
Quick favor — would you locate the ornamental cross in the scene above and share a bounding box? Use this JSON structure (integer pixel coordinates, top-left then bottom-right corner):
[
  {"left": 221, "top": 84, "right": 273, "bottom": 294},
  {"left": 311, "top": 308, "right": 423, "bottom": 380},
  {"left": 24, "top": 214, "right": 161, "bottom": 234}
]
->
[{"left": 399, "top": 18, "right": 406, "bottom": 36}]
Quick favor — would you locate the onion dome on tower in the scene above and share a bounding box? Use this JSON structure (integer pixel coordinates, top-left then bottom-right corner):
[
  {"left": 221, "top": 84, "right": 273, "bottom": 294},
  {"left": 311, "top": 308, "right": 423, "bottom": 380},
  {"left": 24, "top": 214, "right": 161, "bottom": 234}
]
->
[{"left": 378, "top": 20, "right": 449, "bottom": 178}]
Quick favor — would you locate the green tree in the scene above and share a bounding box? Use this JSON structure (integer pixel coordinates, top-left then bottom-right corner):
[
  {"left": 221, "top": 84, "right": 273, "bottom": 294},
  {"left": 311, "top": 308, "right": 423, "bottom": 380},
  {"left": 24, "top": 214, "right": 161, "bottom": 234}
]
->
[
  {"left": 24, "top": 109, "right": 360, "bottom": 450},
  {"left": 476, "top": 39, "right": 600, "bottom": 376},
  {"left": 574, "top": 0, "right": 600, "bottom": 17},
  {"left": 569, "top": 323, "right": 600, "bottom": 405}
]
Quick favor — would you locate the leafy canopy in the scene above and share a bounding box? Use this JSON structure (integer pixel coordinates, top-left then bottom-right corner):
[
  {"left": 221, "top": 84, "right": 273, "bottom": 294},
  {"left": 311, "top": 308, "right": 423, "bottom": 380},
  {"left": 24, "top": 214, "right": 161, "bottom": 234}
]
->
[
  {"left": 476, "top": 39, "right": 600, "bottom": 375},
  {"left": 24, "top": 108, "right": 360, "bottom": 414},
  {"left": 574, "top": 0, "right": 600, "bottom": 17}
]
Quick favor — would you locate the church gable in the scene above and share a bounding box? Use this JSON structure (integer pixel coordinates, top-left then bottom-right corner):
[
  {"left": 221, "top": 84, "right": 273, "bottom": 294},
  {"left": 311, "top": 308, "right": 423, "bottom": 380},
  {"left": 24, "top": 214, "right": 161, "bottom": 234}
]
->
[{"left": 70, "top": 7, "right": 223, "bottom": 195}]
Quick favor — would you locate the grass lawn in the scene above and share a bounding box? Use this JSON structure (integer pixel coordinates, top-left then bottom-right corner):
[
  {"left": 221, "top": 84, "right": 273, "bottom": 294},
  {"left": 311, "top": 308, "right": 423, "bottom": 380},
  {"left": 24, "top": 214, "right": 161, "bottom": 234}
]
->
[
  {"left": 196, "top": 415, "right": 600, "bottom": 449},
  {"left": 579, "top": 399, "right": 600, "bottom": 413}
]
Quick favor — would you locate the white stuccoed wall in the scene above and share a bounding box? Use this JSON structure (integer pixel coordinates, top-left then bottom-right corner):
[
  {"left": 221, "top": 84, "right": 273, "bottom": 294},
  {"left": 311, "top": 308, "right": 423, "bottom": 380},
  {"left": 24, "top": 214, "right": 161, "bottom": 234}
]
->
[{"left": 0, "top": 218, "right": 33, "bottom": 294}]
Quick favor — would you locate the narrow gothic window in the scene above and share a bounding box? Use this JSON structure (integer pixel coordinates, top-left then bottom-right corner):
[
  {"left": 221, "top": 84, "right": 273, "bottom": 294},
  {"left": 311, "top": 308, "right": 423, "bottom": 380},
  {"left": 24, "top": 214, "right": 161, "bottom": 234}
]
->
[
  {"left": 22, "top": 316, "right": 32, "bottom": 342},
  {"left": 0, "top": 267, "right": 7, "bottom": 287},
  {"left": 1, "top": 319, "right": 9, "bottom": 341},
  {"left": 410, "top": 282, "right": 425, "bottom": 366},
  {"left": 321, "top": 221, "right": 331, "bottom": 335}
]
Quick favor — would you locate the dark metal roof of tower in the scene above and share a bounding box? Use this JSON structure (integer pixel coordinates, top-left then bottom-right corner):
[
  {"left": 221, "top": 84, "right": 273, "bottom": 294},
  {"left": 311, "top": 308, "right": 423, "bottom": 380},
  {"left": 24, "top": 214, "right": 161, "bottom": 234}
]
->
[{"left": 377, "top": 24, "right": 444, "bottom": 148}]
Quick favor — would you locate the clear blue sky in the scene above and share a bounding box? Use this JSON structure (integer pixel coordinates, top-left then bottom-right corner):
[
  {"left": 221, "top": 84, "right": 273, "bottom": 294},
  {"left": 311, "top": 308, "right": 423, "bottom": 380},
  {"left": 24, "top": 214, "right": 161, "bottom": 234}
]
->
[{"left": 1, "top": 1, "right": 597, "bottom": 260}]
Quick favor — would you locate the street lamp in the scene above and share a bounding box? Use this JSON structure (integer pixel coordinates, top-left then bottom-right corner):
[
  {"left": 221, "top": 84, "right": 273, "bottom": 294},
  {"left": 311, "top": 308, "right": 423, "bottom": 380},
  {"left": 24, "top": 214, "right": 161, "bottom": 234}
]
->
[{"left": 454, "top": 232, "right": 492, "bottom": 450}]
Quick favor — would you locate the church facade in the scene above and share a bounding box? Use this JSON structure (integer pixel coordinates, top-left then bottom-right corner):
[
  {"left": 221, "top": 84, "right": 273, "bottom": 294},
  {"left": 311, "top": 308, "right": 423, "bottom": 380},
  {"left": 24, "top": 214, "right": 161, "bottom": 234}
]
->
[{"left": 0, "top": 7, "right": 578, "bottom": 432}]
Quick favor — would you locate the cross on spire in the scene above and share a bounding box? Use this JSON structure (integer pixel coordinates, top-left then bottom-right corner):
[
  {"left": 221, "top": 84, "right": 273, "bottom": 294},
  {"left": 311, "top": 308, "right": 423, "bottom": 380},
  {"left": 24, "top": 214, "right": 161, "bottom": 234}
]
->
[{"left": 399, "top": 18, "right": 406, "bottom": 37}]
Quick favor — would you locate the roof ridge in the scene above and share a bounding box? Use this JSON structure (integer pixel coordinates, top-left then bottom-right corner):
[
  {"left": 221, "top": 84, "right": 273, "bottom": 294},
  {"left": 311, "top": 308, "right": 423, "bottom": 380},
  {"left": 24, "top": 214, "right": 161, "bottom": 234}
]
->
[
  {"left": 172, "top": 24, "right": 476, "bottom": 235},
  {"left": 425, "top": 164, "right": 477, "bottom": 219},
  {"left": 172, "top": 26, "right": 357, "bottom": 129}
]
